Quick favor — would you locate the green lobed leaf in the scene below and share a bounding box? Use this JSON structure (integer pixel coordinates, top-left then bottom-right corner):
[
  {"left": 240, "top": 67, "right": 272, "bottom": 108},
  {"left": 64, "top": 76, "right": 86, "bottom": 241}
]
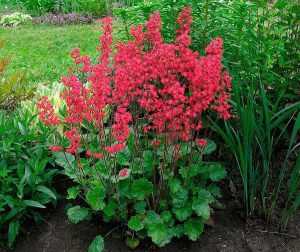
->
[
  {"left": 172, "top": 202, "right": 193, "bottom": 222},
  {"left": 161, "top": 210, "right": 174, "bottom": 226},
  {"left": 192, "top": 198, "right": 210, "bottom": 219},
  {"left": 116, "top": 148, "right": 131, "bottom": 166},
  {"left": 131, "top": 178, "right": 153, "bottom": 200},
  {"left": 202, "top": 140, "right": 216, "bottom": 155},
  {"left": 209, "top": 164, "right": 227, "bottom": 182},
  {"left": 142, "top": 150, "right": 154, "bottom": 172},
  {"left": 86, "top": 186, "right": 106, "bottom": 211},
  {"left": 147, "top": 222, "right": 172, "bottom": 247},
  {"left": 88, "top": 235, "right": 104, "bottom": 252},
  {"left": 103, "top": 199, "right": 118, "bottom": 217},
  {"left": 67, "top": 186, "right": 80, "bottom": 200},
  {"left": 171, "top": 187, "right": 188, "bottom": 208},
  {"left": 134, "top": 201, "right": 147, "bottom": 214},
  {"left": 183, "top": 218, "right": 204, "bottom": 241},
  {"left": 67, "top": 205, "right": 91, "bottom": 224},
  {"left": 128, "top": 215, "right": 144, "bottom": 231}
]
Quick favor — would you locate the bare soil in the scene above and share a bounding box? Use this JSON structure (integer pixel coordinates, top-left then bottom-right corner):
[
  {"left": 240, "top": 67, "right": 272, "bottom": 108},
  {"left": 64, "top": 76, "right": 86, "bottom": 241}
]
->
[{"left": 1, "top": 178, "right": 299, "bottom": 252}]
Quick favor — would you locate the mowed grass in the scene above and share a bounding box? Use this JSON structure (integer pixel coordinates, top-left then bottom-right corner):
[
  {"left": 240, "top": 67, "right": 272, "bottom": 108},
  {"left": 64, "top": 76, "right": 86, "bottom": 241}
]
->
[{"left": 0, "top": 23, "right": 105, "bottom": 84}]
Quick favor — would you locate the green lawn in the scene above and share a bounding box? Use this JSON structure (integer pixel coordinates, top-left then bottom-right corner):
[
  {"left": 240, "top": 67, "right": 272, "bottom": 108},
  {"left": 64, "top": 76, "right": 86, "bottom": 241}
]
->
[{"left": 0, "top": 24, "right": 106, "bottom": 84}]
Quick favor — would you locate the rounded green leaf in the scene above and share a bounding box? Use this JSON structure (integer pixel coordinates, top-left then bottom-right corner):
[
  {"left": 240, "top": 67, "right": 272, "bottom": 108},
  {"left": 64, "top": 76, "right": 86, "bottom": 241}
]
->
[
  {"left": 183, "top": 218, "right": 204, "bottom": 241},
  {"left": 128, "top": 215, "right": 144, "bottom": 231},
  {"left": 131, "top": 178, "right": 153, "bottom": 200},
  {"left": 88, "top": 235, "right": 104, "bottom": 252},
  {"left": 192, "top": 198, "right": 210, "bottom": 219},
  {"left": 172, "top": 203, "right": 193, "bottom": 222},
  {"left": 67, "top": 205, "right": 91, "bottom": 224},
  {"left": 147, "top": 222, "right": 172, "bottom": 247},
  {"left": 86, "top": 186, "right": 106, "bottom": 211}
]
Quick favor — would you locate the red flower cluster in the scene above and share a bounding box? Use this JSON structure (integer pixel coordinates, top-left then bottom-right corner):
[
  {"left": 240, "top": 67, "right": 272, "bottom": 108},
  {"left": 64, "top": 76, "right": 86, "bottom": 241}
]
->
[
  {"left": 64, "top": 129, "right": 82, "bottom": 154},
  {"left": 119, "top": 168, "right": 129, "bottom": 178},
  {"left": 38, "top": 7, "right": 232, "bottom": 155},
  {"left": 37, "top": 96, "right": 61, "bottom": 125}
]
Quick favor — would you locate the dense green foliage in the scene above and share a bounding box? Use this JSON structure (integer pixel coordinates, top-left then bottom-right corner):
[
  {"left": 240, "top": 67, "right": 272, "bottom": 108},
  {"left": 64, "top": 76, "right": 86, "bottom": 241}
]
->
[{"left": 0, "top": 110, "right": 59, "bottom": 247}]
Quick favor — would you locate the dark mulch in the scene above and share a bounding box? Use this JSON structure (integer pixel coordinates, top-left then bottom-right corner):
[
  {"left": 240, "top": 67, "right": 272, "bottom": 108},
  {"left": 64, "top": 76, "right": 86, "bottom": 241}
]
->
[{"left": 1, "top": 176, "right": 299, "bottom": 252}]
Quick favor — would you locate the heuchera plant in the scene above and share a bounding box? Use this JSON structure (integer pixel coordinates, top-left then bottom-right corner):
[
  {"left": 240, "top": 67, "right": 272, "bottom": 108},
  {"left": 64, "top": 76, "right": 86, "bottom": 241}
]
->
[{"left": 37, "top": 7, "right": 231, "bottom": 250}]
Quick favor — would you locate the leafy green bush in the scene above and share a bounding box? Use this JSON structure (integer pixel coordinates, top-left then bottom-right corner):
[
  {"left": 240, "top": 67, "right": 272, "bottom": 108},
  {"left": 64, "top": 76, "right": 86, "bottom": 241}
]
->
[
  {"left": 0, "top": 12, "right": 32, "bottom": 26},
  {"left": 0, "top": 109, "right": 60, "bottom": 247},
  {"left": 0, "top": 40, "right": 35, "bottom": 111}
]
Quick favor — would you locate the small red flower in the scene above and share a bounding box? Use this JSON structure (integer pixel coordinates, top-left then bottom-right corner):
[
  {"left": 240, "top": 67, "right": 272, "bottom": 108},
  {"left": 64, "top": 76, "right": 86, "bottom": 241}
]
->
[
  {"left": 49, "top": 145, "right": 62, "bottom": 152},
  {"left": 196, "top": 138, "right": 207, "bottom": 147},
  {"left": 93, "top": 153, "right": 104, "bottom": 159},
  {"left": 119, "top": 168, "right": 128, "bottom": 178},
  {"left": 151, "top": 140, "right": 162, "bottom": 147}
]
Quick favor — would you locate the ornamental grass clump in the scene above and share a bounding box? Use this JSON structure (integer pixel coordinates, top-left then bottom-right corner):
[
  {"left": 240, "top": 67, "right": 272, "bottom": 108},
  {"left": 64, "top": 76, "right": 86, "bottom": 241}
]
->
[{"left": 37, "top": 7, "right": 232, "bottom": 250}]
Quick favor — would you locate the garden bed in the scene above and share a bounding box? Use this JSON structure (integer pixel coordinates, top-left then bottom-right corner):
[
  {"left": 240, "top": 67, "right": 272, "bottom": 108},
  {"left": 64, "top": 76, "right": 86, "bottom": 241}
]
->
[{"left": 2, "top": 179, "right": 299, "bottom": 252}]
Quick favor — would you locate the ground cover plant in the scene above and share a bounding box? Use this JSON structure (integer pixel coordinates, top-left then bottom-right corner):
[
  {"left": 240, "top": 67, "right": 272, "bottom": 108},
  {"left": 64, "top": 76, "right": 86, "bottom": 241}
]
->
[{"left": 37, "top": 7, "right": 231, "bottom": 250}]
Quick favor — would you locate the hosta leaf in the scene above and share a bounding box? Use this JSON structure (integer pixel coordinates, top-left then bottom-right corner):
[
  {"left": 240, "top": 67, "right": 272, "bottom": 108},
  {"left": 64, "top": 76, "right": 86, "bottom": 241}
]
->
[
  {"left": 128, "top": 215, "right": 144, "bottom": 231},
  {"left": 183, "top": 218, "right": 204, "bottom": 241},
  {"left": 23, "top": 200, "right": 46, "bottom": 209},
  {"left": 8, "top": 220, "right": 19, "bottom": 247},
  {"left": 67, "top": 205, "right": 91, "bottom": 224},
  {"left": 37, "top": 185, "right": 56, "bottom": 200},
  {"left": 86, "top": 186, "right": 106, "bottom": 211},
  {"left": 88, "top": 235, "right": 104, "bottom": 252},
  {"left": 147, "top": 222, "right": 172, "bottom": 247},
  {"left": 131, "top": 178, "right": 153, "bottom": 200}
]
